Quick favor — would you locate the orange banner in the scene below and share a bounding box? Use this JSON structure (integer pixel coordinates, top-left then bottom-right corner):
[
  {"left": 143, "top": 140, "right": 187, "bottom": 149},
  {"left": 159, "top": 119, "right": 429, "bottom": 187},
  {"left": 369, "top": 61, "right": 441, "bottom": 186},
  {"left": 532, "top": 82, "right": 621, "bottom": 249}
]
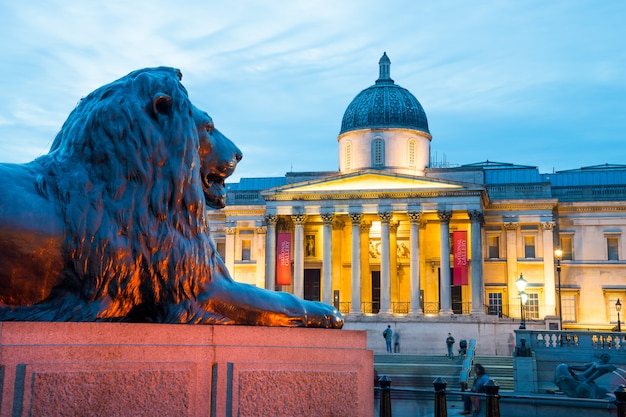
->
[
  {"left": 276, "top": 233, "right": 292, "bottom": 286},
  {"left": 453, "top": 231, "right": 468, "bottom": 285}
]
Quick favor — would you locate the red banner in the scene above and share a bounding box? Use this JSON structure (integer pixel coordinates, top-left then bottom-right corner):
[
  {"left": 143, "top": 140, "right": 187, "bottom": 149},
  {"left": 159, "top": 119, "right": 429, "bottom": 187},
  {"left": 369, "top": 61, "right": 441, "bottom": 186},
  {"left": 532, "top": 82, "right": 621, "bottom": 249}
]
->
[
  {"left": 453, "top": 231, "right": 468, "bottom": 285},
  {"left": 276, "top": 233, "right": 292, "bottom": 286}
]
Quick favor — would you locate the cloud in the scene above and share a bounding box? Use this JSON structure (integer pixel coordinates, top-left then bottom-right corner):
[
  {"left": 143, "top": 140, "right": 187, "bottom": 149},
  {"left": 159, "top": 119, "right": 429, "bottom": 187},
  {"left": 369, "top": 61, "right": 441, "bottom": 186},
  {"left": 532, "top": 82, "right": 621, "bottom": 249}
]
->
[{"left": 0, "top": 0, "right": 624, "bottom": 181}]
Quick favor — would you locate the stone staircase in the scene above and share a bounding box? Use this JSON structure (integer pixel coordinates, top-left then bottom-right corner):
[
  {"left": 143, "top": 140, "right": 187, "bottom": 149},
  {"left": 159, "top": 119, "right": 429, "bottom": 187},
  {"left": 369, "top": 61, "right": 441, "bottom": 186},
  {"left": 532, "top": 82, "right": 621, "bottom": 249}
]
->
[{"left": 374, "top": 354, "right": 515, "bottom": 392}]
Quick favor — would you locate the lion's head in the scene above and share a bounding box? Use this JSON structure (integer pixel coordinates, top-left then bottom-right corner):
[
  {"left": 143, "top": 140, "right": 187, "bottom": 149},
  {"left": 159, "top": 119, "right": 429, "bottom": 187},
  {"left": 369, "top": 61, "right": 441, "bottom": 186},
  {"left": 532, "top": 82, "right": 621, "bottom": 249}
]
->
[{"left": 34, "top": 67, "right": 242, "bottom": 319}]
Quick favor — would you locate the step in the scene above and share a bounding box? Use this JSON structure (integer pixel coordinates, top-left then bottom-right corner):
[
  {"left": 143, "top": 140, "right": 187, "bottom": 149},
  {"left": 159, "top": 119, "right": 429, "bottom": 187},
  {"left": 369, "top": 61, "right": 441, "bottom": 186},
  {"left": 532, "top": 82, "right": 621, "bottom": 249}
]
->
[{"left": 374, "top": 354, "right": 515, "bottom": 392}]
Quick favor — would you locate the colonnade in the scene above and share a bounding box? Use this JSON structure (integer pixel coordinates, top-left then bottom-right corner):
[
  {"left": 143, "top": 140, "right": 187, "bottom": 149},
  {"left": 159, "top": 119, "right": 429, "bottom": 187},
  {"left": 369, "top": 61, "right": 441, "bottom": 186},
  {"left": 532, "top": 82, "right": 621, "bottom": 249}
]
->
[{"left": 263, "top": 209, "right": 486, "bottom": 317}]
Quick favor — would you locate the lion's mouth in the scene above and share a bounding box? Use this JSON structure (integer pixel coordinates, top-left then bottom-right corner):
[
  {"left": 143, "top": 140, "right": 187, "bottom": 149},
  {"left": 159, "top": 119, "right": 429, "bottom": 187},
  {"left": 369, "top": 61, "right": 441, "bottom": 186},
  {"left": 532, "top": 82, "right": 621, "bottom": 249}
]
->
[
  {"left": 203, "top": 173, "right": 228, "bottom": 209},
  {"left": 203, "top": 155, "right": 240, "bottom": 209}
]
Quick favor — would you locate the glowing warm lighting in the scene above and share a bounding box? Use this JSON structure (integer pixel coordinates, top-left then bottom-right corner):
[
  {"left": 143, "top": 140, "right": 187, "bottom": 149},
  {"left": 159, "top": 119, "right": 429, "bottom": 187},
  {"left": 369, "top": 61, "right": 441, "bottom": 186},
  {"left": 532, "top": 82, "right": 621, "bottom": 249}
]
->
[
  {"left": 516, "top": 273, "right": 527, "bottom": 293},
  {"left": 554, "top": 248, "right": 563, "bottom": 260},
  {"left": 285, "top": 173, "right": 462, "bottom": 192},
  {"left": 520, "top": 291, "right": 528, "bottom": 304}
]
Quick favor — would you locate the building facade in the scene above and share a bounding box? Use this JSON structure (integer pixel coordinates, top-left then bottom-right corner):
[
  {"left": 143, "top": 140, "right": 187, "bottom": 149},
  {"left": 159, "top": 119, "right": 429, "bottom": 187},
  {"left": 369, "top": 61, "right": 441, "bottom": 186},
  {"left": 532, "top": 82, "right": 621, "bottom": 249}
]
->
[{"left": 208, "top": 53, "right": 626, "bottom": 337}]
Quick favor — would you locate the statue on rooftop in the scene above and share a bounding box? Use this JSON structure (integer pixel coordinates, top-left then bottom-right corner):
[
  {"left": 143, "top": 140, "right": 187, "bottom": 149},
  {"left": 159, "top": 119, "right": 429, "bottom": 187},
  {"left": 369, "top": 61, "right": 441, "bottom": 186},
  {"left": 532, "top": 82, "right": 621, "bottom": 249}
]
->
[{"left": 0, "top": 67, "right": 343, "bottom": 328}]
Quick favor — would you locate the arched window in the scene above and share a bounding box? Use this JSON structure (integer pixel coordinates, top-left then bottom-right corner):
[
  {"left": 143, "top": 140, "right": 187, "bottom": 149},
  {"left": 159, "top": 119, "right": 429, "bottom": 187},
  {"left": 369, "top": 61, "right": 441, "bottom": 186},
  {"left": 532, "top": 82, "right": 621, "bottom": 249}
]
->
[
  {"left": 345, "top": 141, "right": 352, "bottom": 170},
  {"left": 408, "top": 139, "right": 416, "bottom": 167},
  {"left": 372, "top": 138, "right": 384, "bottom": 168}
]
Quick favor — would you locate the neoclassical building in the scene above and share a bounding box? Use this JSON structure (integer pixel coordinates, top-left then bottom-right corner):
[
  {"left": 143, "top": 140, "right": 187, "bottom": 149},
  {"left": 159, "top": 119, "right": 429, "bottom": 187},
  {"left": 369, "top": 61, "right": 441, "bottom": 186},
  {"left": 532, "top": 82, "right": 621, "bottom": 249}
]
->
[{"left": 208, "top": 53, "right": 626, "bottom": 336}]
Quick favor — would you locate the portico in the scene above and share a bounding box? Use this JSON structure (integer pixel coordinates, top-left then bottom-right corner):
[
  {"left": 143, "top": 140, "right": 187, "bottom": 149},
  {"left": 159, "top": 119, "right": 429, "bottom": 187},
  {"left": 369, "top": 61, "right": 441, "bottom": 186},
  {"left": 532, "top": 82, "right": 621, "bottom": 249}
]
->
[{"left": 257, "top": 170, "right": 487, "bottom": 318}]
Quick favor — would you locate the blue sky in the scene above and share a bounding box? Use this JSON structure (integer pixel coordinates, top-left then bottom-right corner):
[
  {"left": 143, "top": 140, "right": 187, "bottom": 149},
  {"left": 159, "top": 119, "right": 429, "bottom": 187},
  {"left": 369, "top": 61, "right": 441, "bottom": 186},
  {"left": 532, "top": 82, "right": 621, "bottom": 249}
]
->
[{"left": 0, "top": 1, "right": 624, "bottom": 182}]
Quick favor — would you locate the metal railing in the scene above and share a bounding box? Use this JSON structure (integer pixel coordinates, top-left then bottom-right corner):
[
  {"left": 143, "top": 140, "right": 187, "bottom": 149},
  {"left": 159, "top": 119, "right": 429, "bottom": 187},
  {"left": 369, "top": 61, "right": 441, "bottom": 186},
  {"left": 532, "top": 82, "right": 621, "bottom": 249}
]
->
[
  {"left": 333, "top": 300, "right": 560, "bottom": 323},
  {"left": 359, "top": 302, "right": 411, "bottom": 314},
  {"left": 336, "top": 302, "right": 350, "bottom": 314},
  {"left": 377, "top": 376, "right": 626, "bottom": 417},
  {"left": 392, "top": 302, "right": 410, "bottom": 314},
  {"left": 377, "top": 377, "right": 502, "bottom": 417}
]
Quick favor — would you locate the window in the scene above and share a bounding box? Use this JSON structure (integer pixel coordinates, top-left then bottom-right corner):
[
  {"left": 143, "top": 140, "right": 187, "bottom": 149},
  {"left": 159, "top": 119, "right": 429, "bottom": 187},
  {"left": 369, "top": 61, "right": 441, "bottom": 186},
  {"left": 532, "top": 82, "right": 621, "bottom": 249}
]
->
[
  {"left": 241, "top": 239, "right": 251, "bottom": 261},
  {"left": 305, "top": 235, "right": 316, "bottom": 257},
  {"left": 487, "top": 292, "right": 503, "bottom": 317},
  {"left": 408, "top": 140, "right": 416, "bottom": 167},
  {"left": 560, "top": 236, "right": 573, "bottom": 260},
  {"left": 345, "top": 141, "right": 352, "bottom": 170},
  {"left": 524, "top": 235, "right": 535, "bottom": 259},
  {"left": 372, "top": 138, "right": 384, "bottom": 168},
  {"left": 488, "top": 236, "right": 500, "bottom": 259},
  {"left": 216, "top": 241, "right": 226, "bottom": 259},
  {"left": 608, "top": 296, "right": 623, "bottom": 324},
  {"left": 561, "top": 294, "right": 577, "bottom": 323},
  {"left": 524, "top": 293, "right": 539, "bottom": 319},
  {"left": 607, "top": 236, "right": 619, "bottom": 261}
]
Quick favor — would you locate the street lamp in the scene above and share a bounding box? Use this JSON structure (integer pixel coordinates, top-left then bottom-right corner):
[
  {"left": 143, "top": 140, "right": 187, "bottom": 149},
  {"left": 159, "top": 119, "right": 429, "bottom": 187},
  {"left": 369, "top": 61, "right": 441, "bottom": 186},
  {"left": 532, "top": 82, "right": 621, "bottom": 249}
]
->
[
  {"left": 516, "top": 273, "right": 528, "bottom": 329},
  {"left": 616, "top": 299, "right": 622, "bottom": 332},
  {"left": 554, "top": 249, "right": 563, "bottom": 330}
]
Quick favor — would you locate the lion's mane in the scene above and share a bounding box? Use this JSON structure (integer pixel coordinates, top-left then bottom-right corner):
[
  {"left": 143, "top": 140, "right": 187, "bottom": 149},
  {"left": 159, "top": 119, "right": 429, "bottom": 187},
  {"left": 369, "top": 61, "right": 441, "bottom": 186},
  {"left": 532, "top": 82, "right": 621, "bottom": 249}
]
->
[{"left": 35, "top": 67, "right": 216, "bottom": 321}]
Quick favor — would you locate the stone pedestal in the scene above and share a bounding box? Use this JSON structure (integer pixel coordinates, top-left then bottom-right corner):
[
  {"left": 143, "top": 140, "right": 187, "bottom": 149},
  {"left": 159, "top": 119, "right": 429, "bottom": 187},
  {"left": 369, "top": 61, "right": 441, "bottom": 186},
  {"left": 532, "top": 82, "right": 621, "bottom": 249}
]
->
[
  {"left": 0, "top": 322, "right": 372, "bottom": 417},
  {"left": 513, "top": 356, "right": 538, "bottom": 393}
]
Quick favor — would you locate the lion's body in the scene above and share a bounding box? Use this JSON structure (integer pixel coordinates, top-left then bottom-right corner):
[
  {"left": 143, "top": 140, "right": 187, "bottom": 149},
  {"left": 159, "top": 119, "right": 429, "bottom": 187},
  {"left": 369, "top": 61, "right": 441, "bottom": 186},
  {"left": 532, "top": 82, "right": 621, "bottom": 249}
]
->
[
  {"left": 0, "top": 162, "right": 65, "bottom": 304},
  {"left": 0, "top": 67, "right": 342, "bottom": 328}
]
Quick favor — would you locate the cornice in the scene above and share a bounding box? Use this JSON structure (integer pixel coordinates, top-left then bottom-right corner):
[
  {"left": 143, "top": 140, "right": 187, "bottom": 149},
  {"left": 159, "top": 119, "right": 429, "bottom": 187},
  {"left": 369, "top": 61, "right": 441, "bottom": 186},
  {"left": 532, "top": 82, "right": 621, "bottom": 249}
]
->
[
  {"left": 221, "top": 207, "right": 267, "bottom": 216},
  {"left": 557, "top": 205, "right": 626, "bottom": 213},
  {"left": 487, "top": 201, "right": 557, "bottom": 211}
]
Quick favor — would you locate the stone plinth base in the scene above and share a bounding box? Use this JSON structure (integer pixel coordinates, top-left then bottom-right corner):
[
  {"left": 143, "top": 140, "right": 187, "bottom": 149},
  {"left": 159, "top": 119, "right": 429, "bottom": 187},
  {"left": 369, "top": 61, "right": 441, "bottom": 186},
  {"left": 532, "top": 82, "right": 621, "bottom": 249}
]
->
[{"left": 0, "top": 322, "right": 372, "bottom": 417}]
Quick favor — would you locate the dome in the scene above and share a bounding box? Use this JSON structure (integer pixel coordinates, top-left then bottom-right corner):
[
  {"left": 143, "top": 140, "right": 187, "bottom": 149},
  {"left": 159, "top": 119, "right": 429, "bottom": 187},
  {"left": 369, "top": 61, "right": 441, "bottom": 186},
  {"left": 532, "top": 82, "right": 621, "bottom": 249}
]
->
[{"left": 340, "top": 53, "right": 429, "bottom": 135}]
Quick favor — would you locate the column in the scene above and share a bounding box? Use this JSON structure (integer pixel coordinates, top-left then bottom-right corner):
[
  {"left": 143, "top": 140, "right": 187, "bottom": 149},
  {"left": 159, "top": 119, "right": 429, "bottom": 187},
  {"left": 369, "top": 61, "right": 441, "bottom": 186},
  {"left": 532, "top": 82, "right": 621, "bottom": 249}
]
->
[
  {"left": 408, "top": 211, "right": 423, "bottom": 315},
  {"left": 469, "top": 210, "right": 485, "bottom": 314},
  {"left": 349, "top": 212, "right": 363, "bottom": 315},
  {"left": 224, "top": 221, "right": 236, "bottom": 276},
  {"left": 255, "top": 224, "right": 267, "bottom": 289},
  {"left": 264, "top": 214, "right": 277, "bottom": 290},
  {"left": 542, "top": 222, "right": 557, "bottom": 316},
  {"left": 321, "top": 212, "right": 334, "bottom": 305},
  {"left": 505, "top": 222, "right": 519, "bottom": 309},
  {"left": 292, "top": 213, "right": 306, "bottom": 299},
  {"left": 438, "top": 211, "right": 453, "bottom": 314},
  {"left": 331, "top": 219, "right": 345, "bottom": 308},
  {"left": 390, "top": 221, "right": 399, "bottom": 305},
  {"left": 360, "top": 222, "right": 372, "bottom": 310},
  {"left": 379, "top": 211, "right": 393, "bottom": 315}
]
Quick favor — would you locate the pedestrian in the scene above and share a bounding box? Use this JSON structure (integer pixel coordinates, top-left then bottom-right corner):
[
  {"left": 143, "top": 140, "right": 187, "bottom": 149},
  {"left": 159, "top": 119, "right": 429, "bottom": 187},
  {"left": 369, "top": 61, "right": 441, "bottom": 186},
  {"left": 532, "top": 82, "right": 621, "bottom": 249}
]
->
[
  {"left": 446, "top": 332, "right": 455, "bottom": 358},
  {"left": 383, "top": 325, "right": 393, "bottom": 353},
  {"left": 461, "top": 363, "right": 490, "bottom": 415},
  {"left": 393, "top": 330, "right": 400, "bottom": 353}
]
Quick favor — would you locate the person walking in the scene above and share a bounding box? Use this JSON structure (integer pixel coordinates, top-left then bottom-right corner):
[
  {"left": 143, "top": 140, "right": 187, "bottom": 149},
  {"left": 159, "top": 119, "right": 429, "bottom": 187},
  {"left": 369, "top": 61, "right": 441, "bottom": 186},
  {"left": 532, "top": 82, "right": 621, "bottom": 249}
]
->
[
  {"left": 446, "top": 333, "right": 455, "bottom": 358},
  {"left": 461, "top": 363, "right": 490, "bottom": 415},
  {"left": 393, "top": 330, "right": 400, "bottom": 353},
  {"left": 383, "top": 325, "right": 393, "bottom": 353}
]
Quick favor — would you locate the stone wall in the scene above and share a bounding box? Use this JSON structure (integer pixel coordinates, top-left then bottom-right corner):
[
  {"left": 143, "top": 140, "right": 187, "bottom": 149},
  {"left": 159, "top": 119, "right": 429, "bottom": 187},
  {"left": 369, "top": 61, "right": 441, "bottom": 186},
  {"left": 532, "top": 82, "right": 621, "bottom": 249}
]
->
[{"left": 0, "top": 322, "right": 372, "bottom": 417}]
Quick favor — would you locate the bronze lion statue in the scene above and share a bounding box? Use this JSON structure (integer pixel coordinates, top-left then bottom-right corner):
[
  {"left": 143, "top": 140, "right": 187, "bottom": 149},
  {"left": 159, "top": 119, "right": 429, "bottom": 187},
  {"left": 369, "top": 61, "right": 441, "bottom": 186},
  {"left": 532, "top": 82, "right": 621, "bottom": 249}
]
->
[{"left": 0, "top": 67, "right": 343, "bottom": 328}]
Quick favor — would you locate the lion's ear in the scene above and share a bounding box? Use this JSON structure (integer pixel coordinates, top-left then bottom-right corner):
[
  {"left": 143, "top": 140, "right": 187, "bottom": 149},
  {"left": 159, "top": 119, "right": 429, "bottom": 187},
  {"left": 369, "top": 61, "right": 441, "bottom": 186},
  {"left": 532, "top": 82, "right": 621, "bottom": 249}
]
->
[{"left": 152, "top": 94, "right": 173, "bottom": 116}]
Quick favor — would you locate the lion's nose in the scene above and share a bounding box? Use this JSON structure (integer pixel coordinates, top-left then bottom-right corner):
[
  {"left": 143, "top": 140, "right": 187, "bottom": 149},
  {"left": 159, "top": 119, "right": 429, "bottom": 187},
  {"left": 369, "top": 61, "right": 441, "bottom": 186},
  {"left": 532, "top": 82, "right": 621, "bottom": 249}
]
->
[{"left": 235, "top": 151, "right": 242, "bottom": 163}]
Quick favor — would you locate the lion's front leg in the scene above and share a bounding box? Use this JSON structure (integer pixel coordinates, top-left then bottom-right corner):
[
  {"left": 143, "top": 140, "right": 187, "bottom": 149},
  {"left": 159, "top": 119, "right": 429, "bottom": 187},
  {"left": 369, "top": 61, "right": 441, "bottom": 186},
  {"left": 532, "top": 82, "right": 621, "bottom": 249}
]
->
[{"left": 197, "top": 264, "right": 343, "bottom": 328}]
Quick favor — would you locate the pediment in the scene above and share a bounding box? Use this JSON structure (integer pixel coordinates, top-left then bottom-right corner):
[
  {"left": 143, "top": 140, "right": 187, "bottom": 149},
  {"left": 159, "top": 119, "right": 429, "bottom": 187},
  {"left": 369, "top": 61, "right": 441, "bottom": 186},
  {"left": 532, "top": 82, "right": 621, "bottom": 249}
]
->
[{"left": 265, "top": 171, "right": 465, "bottom": 194}]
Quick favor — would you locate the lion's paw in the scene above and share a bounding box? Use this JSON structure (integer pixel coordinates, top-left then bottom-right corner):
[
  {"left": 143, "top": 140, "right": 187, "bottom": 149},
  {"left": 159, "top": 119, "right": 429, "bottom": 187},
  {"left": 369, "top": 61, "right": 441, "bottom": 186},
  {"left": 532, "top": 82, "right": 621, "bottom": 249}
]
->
[{"left": 302, "top": 300, "right": 344, "bottom": 329}]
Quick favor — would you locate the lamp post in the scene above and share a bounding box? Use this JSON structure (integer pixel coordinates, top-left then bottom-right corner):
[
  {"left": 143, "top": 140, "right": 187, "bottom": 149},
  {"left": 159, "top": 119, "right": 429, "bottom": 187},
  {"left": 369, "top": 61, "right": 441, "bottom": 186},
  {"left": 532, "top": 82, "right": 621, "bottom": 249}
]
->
[
  {"left": 617, "top": 299, "right": 622, "bottom": 332},
  {"left": 516, "top": 273, "right": 528, "bottom": 329},
  {"left": 554, "top": 249, "right": 563, "bottom": 330}
]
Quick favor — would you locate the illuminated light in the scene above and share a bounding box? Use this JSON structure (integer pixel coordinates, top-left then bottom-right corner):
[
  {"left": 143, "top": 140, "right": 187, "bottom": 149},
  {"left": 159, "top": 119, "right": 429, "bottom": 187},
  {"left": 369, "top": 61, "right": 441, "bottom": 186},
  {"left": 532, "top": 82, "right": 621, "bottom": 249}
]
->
[{"left": 284, "top": 173, "right": 463, "bottom": 192}]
